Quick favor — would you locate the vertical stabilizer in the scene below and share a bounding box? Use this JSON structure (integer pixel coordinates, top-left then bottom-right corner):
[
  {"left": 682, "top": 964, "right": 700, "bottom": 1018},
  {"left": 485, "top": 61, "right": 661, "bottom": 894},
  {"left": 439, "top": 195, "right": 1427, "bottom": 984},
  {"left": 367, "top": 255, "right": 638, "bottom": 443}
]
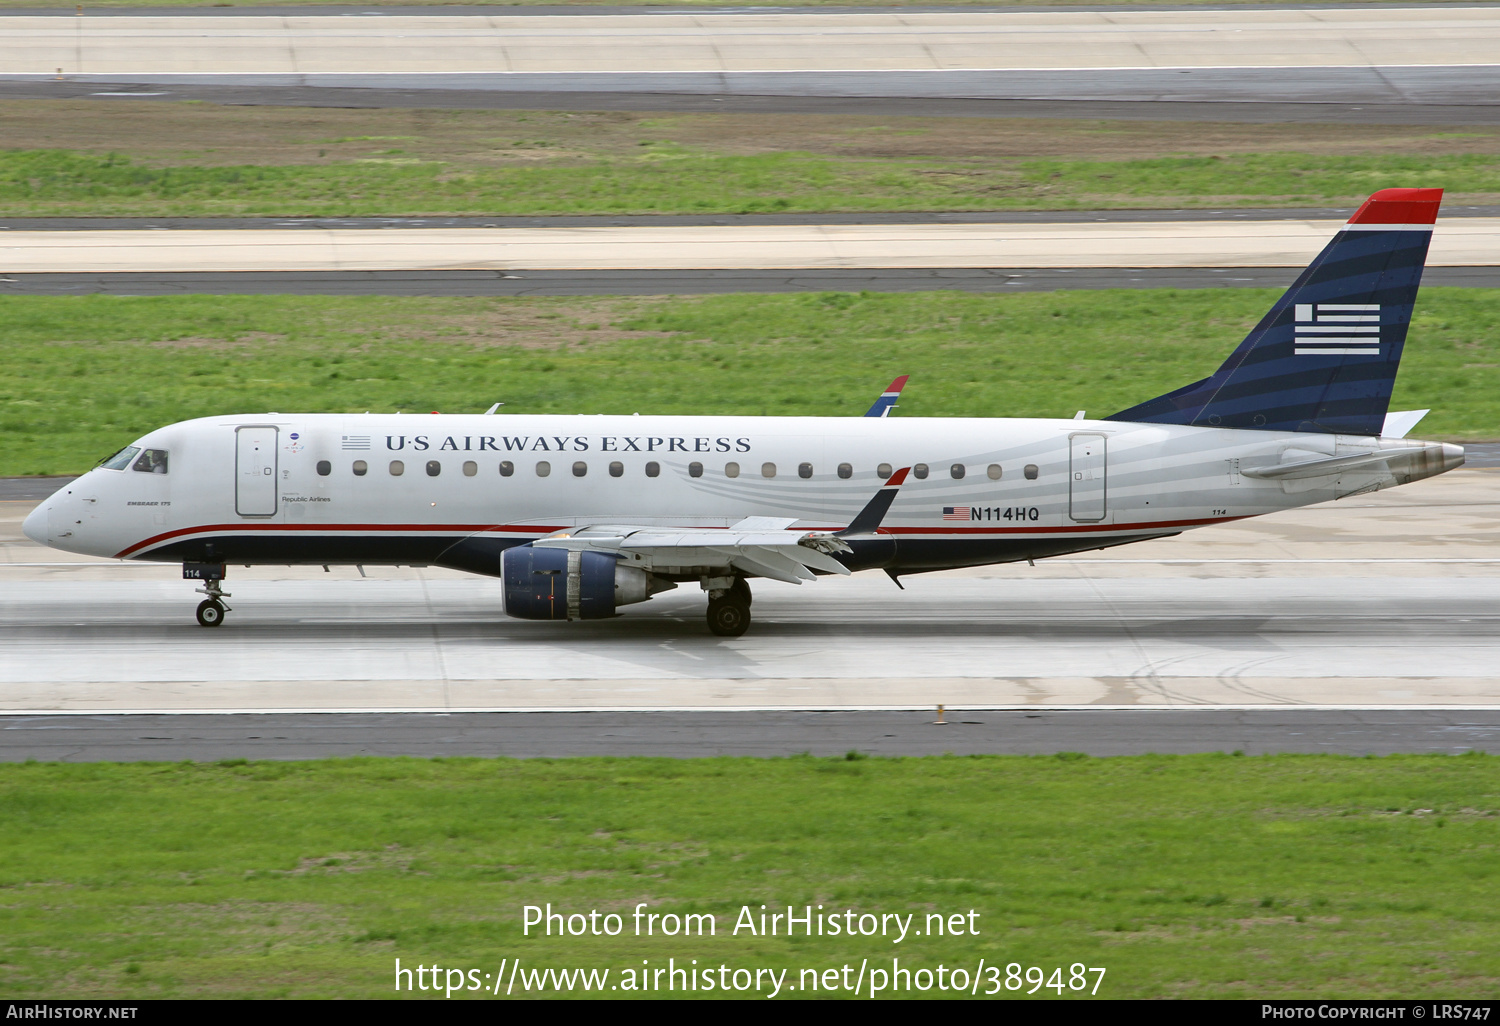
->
[
  {"left": 864, "top": 375, "right": 909, "bottom": 418},
  {"left": 1107, "top": 188, "right": 1441, "bottom": 435}
]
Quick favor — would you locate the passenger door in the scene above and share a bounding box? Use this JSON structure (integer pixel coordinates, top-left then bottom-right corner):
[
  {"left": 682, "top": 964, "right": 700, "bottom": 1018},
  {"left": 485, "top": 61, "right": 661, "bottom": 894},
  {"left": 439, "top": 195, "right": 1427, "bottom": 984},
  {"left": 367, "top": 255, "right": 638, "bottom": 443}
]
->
[
  {"left": 235, "top": 426, "right": 278, "bottom": 517},
  {"left": 1069, "top": 433, "right": 1107, "bottom": 522}
]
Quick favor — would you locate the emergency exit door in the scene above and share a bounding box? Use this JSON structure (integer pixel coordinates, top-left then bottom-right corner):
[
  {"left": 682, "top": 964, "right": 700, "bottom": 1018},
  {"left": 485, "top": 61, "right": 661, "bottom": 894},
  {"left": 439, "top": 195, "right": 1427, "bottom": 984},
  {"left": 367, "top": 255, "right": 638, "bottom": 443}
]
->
[
  {"left": 1069, "top": 433, "right": 1107, "bottom": 522},
  {"left": 236, "top": 426, "right": 278, "bottom": 517}
]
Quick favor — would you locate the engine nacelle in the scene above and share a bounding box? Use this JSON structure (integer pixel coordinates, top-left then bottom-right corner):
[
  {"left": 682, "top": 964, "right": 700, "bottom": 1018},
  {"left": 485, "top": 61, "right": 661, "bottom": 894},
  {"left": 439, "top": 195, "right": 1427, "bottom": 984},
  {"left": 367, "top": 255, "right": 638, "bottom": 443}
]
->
[{"left": 501, "top": 544, "right": 674, "bottom": 621}]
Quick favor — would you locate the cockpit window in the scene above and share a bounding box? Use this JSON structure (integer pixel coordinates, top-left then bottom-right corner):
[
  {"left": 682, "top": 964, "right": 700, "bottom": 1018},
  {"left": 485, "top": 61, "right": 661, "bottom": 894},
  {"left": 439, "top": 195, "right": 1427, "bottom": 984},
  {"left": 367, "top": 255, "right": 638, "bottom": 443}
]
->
[
  {"left": 131, "top": 449, "right": 169, "bottom": 474},
  {"left": 99, "top": 446, "right": 140, "bottom": 471}
]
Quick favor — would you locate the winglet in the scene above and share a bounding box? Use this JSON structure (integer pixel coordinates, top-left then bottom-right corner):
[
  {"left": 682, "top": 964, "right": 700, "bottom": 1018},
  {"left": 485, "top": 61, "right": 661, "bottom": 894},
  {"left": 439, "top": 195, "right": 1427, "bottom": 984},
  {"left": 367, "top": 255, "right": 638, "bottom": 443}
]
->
[
  {"left": 838, "top": 467, "right": 910, "bottom": 536},
  {"left": 863, "top": 375, "right": 909, "bottom": 418}
]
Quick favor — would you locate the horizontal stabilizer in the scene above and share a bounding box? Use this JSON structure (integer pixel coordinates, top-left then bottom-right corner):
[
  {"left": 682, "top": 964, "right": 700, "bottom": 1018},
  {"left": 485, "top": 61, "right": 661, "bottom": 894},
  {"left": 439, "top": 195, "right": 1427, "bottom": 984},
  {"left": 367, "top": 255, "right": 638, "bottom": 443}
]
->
[{"left": 1381, "top": 409, "right": 1430, "bottom": 439}]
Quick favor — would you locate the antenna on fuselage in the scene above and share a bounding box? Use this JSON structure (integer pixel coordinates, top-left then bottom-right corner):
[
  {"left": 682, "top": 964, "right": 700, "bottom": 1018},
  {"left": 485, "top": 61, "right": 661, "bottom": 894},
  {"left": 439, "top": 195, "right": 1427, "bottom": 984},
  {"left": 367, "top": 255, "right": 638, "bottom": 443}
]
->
[{"left": 484, "top": 403, "right": 505, "bottom": 415}]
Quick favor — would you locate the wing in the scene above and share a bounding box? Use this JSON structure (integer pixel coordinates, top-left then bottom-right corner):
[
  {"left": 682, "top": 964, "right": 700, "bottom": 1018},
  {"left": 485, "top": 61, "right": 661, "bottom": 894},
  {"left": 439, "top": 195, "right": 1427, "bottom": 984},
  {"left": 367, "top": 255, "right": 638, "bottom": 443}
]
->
[{"left": 530, "top": 469, "right": 910, "bottom": 584}]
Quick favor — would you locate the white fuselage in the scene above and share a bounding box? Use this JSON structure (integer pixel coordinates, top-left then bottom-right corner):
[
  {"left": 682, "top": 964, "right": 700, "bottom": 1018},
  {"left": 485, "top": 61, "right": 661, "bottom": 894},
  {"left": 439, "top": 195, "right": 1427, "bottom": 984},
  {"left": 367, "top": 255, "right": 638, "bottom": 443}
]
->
[{"left": 24, "top": 413, "right": 1464, "bottom": 576}]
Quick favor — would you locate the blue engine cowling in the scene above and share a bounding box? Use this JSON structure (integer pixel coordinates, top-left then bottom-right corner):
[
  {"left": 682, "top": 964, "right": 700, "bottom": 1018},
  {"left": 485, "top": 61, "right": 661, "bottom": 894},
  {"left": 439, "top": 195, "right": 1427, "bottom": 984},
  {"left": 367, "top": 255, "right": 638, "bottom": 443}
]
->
[{"left": 501, "top": 544, "right": 675, "bottom": 621}]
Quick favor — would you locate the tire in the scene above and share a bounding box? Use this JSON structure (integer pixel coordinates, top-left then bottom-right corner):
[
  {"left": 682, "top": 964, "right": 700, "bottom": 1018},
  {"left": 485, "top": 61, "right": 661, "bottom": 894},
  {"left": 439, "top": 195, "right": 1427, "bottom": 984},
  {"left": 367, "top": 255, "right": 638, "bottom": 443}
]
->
[
  {"left": 195, "top": 599, "right": 226, "bottom": 628},
  {"left": 706, "top": 597, "right": 751, "bottom": 637},
  {"left": 728, "top": 577, "right": 752, "bottom": 607}
]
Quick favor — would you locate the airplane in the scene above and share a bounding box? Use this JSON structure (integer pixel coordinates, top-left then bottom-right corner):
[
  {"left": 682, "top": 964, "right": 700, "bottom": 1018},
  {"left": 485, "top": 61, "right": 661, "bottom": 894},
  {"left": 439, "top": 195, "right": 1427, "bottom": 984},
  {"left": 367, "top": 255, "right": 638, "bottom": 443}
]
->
[
  {"left": 23, "top": 188, "right": 1464, "bottom": 637},
  {"left": 864, "top": 375, "right": 909, "bottom": 417}
]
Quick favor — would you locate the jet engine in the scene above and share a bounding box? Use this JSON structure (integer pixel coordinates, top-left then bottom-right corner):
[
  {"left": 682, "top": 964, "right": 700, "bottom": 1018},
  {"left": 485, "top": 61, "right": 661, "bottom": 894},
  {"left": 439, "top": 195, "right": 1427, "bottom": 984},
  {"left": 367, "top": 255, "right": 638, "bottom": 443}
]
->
[{"left": 501, "top": 544, "right": 675, "bottom": 621}]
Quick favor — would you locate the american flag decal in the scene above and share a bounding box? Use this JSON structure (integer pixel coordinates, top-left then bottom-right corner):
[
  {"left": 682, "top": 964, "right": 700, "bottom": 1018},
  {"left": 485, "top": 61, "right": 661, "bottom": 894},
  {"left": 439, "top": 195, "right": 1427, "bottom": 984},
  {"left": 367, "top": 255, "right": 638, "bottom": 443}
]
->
[
  {"left": 1294, "top": 303, "right": 1380, "bottom": 356},
  {"left": 341, "top": 435, "right": 372, "bottom": 450},
  {"left": 942, "top": 506, "right": 972, "bottom": 521}
]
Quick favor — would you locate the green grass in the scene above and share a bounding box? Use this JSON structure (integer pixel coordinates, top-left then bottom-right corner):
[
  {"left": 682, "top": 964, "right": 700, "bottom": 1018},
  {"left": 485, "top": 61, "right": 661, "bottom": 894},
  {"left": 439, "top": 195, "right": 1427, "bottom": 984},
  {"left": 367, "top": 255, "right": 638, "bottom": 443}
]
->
[
  {"left": 0, "top": 754, "right": 1496, "bottom": 998},
  {"left": 5, "top": 148, "right": 1499, "bottom": 216},
  {"left": 3, "top": 288, "right": 1498, "bottom": 476}
]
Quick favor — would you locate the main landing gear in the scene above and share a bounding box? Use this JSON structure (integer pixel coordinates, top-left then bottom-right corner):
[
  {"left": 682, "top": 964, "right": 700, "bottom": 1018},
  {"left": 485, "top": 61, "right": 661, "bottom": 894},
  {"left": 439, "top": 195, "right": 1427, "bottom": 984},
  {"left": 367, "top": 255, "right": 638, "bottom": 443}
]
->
[
  {"left": 184, "top": 562, "right": 231, "bottom": 628},
  {"left": 705, "top": 577, "right": 752, "bottom": 638}
]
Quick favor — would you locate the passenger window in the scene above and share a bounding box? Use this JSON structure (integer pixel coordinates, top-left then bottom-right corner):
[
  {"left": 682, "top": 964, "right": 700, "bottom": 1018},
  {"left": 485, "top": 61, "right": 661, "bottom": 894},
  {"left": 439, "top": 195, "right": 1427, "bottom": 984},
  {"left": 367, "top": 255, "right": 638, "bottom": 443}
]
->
[
  {"left": 389, "top": 460, "right": 405, "bottom": 477},
  {"left": 762, "top": 462, "right": 776, "bottom": 478},
  {"left": 316, "top": 460, "right": 331, "bottom": 477},
  {"left": 950, "top": 463, "right": 965, "bottom": 480},
  {"left": 877, "top": 463, "right": 892, "bottom": 478},
  {"left": 499, "top": 461, "right": 514, "bottom": 477},
  {"left": 987, "top": 464, "right": 1002, "bottom": 480},
  {"left": 463, "top": 460, "right": 477, "bottom": 477},
  {"left": 837, "top": 463, "right": 852, "bottom": 479},
  {"left": 536, "top": 461, "right": 551, "bottom": 478},
  {"left": 1024, "top": 464, "right": 1039, "bottom": 480},
  {"left": 132, "top": 449, "right": 169, "bottom": 475},
  {"left": 352, "top": 460, "right": 368, "bottom": 477},
  {"left": 798, "top": 462, "right": 813, "bottom": 479},
  {"left": 688, "top": 462, "right": 703, "bottom": 478},
  {"left": 609, "top": 461, "right": 623, "bottom": 478},
  {"left": 426, "top": 460, "right": 441, "bottom": 477},
  {"left": 573, "top": 461, "right": 587, "bottom": 478},
  {"left": 645, "top": 462, "right": 660, "bottom": 478},
  {"left": 725, "top": 462, "right": 739, "bottom": 478},
  {"left": 913, "top": 464, "right": 929, "bottom": 480},
  {"left": 100, "top": 446, "right": 140, "bottom": 471}
]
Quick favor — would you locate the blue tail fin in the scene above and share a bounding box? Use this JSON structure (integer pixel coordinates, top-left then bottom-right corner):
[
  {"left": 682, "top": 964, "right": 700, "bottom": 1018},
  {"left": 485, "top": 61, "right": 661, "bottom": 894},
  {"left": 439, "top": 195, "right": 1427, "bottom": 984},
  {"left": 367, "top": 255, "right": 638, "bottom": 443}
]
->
[{"left": 1106, "top": 188, "right": 1442, "bottom": 436}]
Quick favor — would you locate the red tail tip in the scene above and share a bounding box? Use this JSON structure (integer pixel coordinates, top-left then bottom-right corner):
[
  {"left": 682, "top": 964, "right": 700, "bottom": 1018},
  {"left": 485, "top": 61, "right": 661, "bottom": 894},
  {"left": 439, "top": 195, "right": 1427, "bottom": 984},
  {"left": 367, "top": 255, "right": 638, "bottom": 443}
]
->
[
  {"left": 887, "top": 375, "right": 909, "bottom": 391},
  {"left": 886, "top": 467, "right": 911, "bottom": 486},
  {"left": 1347, "top": 188, "right": 1444, "bottom": 226}
]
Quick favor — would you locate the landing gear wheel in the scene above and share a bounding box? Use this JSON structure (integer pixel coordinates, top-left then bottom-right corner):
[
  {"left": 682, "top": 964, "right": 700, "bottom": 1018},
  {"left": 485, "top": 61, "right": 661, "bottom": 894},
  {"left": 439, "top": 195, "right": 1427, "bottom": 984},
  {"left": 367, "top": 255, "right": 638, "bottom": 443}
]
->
[
  {"left": 195, "top": 599, "right": 226, "bottom": 628},
  {"left": 728, "top": 577, "right": 752, "bottom": 607},
  {"left": 707, "top": 597, "right": 751, "bottom": 637}
]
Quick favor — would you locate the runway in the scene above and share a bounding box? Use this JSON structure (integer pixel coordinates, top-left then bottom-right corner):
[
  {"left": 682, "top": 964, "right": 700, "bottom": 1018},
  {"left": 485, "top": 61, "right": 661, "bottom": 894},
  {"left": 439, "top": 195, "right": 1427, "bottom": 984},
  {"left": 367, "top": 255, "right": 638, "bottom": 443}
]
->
[
  {"left": 2, "top": 219, "right": 1496, "bottom": 273},
  {"left": 3, "top": 467, "right": 1499, "bottom": 718},
  {"left": 9, "top": 79, "right": 1499, "bottom": 127},
  {"left": 3, "top": 6, "right": 1497, "bottom": 758},
  {"left": 1, "top": 217, "right": 1494, "bottom": 294},
  {"left": 7, "top": 266, "right": 1500, "bottom": 297},
  {"left": 4, "top": 463, "right": 1499, "bottom": 757},
  {"left": 4, "top": 709, "right": 1497, "bottom": 761},
  {"left": 4, "top": 7, "right": 1499, "bottom": 108}
]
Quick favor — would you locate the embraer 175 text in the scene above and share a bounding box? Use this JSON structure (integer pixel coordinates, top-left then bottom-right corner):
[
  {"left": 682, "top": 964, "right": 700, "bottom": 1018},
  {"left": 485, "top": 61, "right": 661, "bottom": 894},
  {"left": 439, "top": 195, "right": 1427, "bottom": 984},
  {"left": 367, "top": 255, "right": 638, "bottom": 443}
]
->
[{"left": 25, "top": 189, "right": 1465, "bottom": 636}]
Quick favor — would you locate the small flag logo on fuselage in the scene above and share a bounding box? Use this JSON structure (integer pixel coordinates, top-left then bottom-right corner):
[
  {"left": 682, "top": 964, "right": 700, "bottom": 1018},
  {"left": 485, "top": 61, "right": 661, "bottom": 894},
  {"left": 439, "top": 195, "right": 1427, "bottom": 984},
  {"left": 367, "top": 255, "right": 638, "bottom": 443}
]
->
[
  {"left": 342, "top": 435, "right": 372, "bottom": 450},
  {"left": 1294, "top": 303, "right": 1380, "bottom": 356},
  {"left": 942, "top": 506, "right": 972, "bottom": 521}
]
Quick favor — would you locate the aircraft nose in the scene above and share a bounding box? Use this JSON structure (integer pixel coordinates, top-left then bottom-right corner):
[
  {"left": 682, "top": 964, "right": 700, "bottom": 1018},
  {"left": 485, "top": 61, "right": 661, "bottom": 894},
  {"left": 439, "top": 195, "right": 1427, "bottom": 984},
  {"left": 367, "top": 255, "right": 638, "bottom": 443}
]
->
[{"left": 22, "top": 502, "right": 47, "bottom": 545}]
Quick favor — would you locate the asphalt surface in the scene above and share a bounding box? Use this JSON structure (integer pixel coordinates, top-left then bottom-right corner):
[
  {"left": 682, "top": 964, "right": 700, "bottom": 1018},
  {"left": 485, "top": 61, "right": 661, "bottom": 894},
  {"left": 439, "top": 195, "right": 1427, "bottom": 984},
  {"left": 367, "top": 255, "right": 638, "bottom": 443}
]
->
[
  {"left": 8, "top": 81, "right": 1500, "bottom": 126},
  {"left": 4, "top": 574, "right": 1500, "bottom": 712},
  {"left": 3, "top": 709, "right": 1496, "bottom": 761},
  {"left": 4, "top": 266, "right": 1497, "bottom": 297},
  {"left": 23, "top": 6, "right": 1493, "bottom": 16}
]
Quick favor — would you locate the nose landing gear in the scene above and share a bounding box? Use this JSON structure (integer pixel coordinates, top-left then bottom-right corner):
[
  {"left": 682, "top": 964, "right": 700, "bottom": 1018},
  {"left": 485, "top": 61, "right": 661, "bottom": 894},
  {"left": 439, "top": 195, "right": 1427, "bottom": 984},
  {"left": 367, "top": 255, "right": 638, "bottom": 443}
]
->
[
  {"left": 195, "top": 597, "right": 227, "bottom": 627},
  {"left": 704, "top": 576, "right": 752, "bottom": 637},
  {"left": 184, "top": 562, "right": 231, "bottom": 628}
]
